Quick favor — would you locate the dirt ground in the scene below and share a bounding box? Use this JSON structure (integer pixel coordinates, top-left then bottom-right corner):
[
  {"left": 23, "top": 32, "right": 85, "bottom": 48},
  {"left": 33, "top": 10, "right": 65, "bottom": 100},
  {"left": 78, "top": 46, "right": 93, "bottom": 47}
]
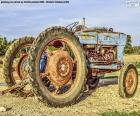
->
[
  {"left": 0, "top": 55, "right": 140, "bottom": 116},
  {"left": 0, "top": 67, "right": 140, "bottom": 116}
]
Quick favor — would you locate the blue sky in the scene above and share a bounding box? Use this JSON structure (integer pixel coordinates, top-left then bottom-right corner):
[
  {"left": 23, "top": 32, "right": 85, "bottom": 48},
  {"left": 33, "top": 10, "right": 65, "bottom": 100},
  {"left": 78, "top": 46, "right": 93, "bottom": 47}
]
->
[{"left": 0, "top": 0, "right": 140, "bottom": 46}]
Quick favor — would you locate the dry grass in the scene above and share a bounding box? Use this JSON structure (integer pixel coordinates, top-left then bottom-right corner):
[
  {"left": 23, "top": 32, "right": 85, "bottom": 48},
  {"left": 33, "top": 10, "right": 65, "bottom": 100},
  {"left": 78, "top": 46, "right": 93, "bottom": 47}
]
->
[
  {"left": 0, "top": 83, "right": 140, "bottom": 116},
  {"left": 124, "top": 54, "right": 140, "bottom": 63}
]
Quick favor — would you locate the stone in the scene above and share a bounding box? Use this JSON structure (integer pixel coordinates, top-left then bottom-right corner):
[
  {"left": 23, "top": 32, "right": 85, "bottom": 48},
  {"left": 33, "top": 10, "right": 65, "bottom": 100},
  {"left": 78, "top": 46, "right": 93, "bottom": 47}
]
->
[{"left": 0, "top": 107, "right": 7, "bottom": 112}]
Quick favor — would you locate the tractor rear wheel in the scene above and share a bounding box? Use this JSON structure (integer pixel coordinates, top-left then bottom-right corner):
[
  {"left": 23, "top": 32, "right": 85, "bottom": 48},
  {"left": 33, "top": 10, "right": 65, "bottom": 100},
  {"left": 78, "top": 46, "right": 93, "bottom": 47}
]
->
[
  {"left": 3, "top": 37, "right": 34, "bottom": 86},
  {"left": 119, "top": 64, "right": 138, "bottom": 98},
  {"left": 28, "top": 27, "right": 87, "bottom": 107}
]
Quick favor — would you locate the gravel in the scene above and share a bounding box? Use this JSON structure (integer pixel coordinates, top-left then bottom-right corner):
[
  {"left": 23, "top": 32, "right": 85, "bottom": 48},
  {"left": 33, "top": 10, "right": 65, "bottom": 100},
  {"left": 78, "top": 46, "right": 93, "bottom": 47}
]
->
[{"left": 0, "top": 68, "right": 140, "bottom": 116}]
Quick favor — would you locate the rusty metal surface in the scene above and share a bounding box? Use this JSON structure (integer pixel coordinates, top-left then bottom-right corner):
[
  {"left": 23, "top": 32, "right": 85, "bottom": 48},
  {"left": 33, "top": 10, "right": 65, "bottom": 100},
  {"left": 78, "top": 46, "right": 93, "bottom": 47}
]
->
[
  {"left": 46, "top": 49, "right": 73, "bottom": 87},
  {"left": 17, "top": 55, "right": 28, "bottom": 80},
  {"left": 10, "top": 44, "right": 31, "bottom": 83},
  {"left": 0, "top": 80, "right": 29, "bottom": 95},
  {"left": 125, "top": 68, "right": 137, "bottom": 94}
]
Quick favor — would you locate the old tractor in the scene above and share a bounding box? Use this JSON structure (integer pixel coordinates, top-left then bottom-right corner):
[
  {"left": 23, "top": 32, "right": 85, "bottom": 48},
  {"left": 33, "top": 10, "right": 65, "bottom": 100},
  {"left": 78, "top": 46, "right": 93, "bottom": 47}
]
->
[{"left": 3, "top": 18, "right": 138, "bottom": 107}]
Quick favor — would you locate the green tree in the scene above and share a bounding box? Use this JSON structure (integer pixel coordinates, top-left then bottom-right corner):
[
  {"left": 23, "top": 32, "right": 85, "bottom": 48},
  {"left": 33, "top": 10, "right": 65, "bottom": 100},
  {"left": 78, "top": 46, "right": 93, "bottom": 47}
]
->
[
  {"left": 124, "top": 35, "right": 134, "bottom": 54},
  {"left": 133, "top": 46, "right": 140, "bottom": 54},
  {"left": 0, "top": 36, "right": 9, "bottom": 55}
]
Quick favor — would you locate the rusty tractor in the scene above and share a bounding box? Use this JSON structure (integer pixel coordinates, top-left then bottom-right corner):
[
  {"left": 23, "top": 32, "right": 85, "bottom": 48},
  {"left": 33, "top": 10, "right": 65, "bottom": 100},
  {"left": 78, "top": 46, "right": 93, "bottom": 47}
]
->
[{"left": 3, "top": 18, "right": 138, "bottom": 107}]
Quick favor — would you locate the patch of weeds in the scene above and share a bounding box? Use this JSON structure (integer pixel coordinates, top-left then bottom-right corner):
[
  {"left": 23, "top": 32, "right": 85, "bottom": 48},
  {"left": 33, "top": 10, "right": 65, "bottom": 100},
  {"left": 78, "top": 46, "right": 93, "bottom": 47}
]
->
[
  {"left": 101, "top": 111, "right": 140, "bottom": 116},
  {"left": 135, "top": 62, "right": 140, "bottom": 68}
]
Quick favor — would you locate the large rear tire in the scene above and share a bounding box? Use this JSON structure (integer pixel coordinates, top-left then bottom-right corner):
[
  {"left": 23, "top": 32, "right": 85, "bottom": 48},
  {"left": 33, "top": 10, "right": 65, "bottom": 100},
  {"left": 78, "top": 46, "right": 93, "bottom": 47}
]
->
[
  {"left": 28, "top": 27, "right": 87, "bottom": 107},
  {"left": 3, "top": 37, "right": 34, "bottom": 86}
]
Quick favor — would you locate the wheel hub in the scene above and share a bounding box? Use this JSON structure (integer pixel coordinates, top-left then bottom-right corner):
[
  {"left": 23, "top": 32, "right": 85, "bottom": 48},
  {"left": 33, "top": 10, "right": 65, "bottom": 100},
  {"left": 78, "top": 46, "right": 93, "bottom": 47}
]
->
[
  {"left": 57, "top": 57, "right": 72, "bottom": 77},
  {"left": 125, "top": 69, "right": 136, "bottom": 92},
  {"left": 128, "top": 77, "right": 133, "bottom": 87},
  {"left": 46, "top": 50, "right": 73, "bottom": 87}
]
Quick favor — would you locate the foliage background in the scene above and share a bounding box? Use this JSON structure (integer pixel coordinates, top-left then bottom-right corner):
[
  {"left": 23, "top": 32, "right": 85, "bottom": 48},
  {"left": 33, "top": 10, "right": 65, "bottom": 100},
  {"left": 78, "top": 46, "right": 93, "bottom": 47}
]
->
[{"left": 0, "top": 36, "right": 15, "bottom": 56}]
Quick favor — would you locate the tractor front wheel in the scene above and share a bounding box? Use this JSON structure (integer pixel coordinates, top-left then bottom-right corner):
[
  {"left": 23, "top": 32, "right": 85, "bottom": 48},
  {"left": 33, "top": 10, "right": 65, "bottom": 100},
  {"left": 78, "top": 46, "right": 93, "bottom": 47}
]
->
[{"left": 119, "top": 64, "right": 138, "bottom": 98}]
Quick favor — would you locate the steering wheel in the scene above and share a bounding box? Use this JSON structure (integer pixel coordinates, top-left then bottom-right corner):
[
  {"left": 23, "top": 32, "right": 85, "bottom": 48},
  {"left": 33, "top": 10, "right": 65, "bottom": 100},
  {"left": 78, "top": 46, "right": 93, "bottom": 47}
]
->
[{"left": 66, "top": 21, "right": 79, "bottom": 31}]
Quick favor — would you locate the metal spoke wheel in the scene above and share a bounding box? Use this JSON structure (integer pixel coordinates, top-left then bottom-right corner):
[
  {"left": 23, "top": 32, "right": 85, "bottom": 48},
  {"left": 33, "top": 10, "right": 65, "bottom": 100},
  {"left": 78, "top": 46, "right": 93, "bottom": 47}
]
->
[
  {"left": 28, "top": 27, "right": 87, "bottom": 107},
  {"left": 119, "top": 64, "right": 138, "bottom": 98},
  {"left": 3, "top": 37, "right": 34, "bottom": 86},
  {"left": 42, "top": 39, "right": 78, "bottom": 95}
]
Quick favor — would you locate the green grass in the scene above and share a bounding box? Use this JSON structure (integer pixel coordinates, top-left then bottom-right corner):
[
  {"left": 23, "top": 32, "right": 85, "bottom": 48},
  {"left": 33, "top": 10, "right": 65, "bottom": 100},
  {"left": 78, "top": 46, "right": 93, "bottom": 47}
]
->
[
  {"left": 101, "top": 111, "right": 140, "bottom": 116},
  {"left": 135, "top": 62, "right": 140, "bottom": 68}
]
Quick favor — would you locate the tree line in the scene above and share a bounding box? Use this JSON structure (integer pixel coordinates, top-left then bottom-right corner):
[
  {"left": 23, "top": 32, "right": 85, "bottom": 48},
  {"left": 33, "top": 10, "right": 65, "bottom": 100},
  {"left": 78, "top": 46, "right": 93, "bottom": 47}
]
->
[
  {"left": 124, "top": 35, "right": 140, "bottom": 54},
  {"left": 0, "top": 36, "right": 15, "bottom": 55}
]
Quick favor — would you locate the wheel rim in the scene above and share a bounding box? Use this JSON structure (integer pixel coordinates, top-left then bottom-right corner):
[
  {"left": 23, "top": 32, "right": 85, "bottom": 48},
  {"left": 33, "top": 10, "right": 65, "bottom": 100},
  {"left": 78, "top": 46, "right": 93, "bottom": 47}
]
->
[
  {"left": 46, "top": 50, "right": 73, "bottom": 87},
  {"left": 10, "top": 44, "right": 31, "bottom": 84},
  {"left": 18, "top": 55, "right": 28, "bottom": 80},
  {"left": 38, "top": 38, "right": 82, "bottom": 97},
  {"left": 125, "top": 68, "right": 137, "bottom": 95}
]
